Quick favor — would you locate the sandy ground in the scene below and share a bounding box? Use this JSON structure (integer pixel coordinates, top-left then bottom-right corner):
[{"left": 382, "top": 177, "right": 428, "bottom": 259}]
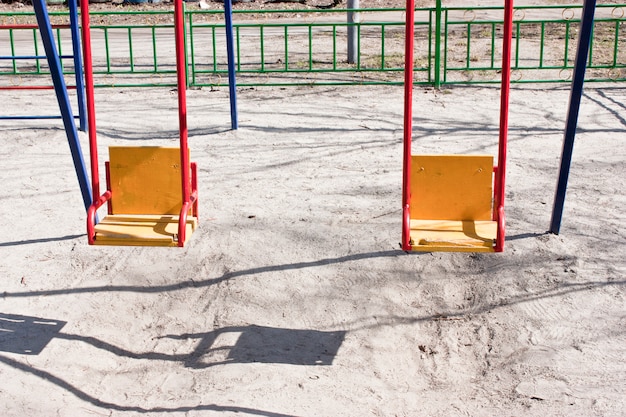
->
[{"left": 0, "top": 83, "right": 625, "bottom": 416}]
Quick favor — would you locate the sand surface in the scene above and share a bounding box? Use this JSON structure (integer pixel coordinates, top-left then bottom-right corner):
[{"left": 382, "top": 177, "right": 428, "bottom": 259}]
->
[{"left": 0, "top": 83, "right": 625, "bottom": 416}]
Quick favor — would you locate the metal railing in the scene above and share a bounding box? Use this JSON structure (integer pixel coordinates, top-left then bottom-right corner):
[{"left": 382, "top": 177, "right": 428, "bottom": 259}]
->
[
  {"left": 1, "top": 3, "right": 624, "bottom": 88},
  {"left": 187, "top": 7, "right": 432, "bottom": 87},
  {"left": 440, "top": 4, "right": 626, "bottom": 84}
]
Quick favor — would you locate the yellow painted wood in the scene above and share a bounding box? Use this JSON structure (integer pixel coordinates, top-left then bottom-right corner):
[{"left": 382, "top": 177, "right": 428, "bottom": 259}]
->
[
  {"left": 108, "top": 146, "right": 189, "bottom": 215},
  {"left": 93, "top": 214, "right": 197, "bottom": 247},
  {"left": 410, "top": 155, "right": 494, "bottom": 221},
  {"left": 409, "top": 219, "right": 497, "bottom": 252}
]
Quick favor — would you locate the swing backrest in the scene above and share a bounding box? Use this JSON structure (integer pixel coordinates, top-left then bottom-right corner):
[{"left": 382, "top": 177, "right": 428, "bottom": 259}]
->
[
  {"left": 410, "top": 155, "right": 494, "bottom": 221},
  {"left": 107, "top": 146, "right": 188, "bottom": 215}
]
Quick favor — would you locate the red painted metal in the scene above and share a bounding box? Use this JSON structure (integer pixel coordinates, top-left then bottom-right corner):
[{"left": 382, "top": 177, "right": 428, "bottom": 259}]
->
[
  {"left": 402, "top": 0, "right": 512, "bottom": 252},
  {"left": 191, "top": 162, "right": 199, "bottom": 218},
  {"left": 174, "top": 0, "right": 191, "bottom": 246},
  {"left": 174, "top": 0, "right": 189, "bottom": 204},
  {"left": 401, "top": 0, "right": 415, "bottom": 251},
  {"left": 87, "top": 190, "right": 111, "bottom": 244},
  {"left": 80, "top": 0, "right": 100, "bottom": 201},
  {"left": 177, "top": 164, "right": 198, "bottom": 247},
  {"left": 82, "top": 0, "right": 103, "bottom": 244},
  {"left": 494, "top": 0, "right": 513, "bottom": 252},
  {"left": 86, "top": 0, "right": 195, "bottom": 246}
]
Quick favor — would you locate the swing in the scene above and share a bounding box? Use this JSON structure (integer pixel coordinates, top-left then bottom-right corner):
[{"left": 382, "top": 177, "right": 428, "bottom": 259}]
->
[
  {"left": 84, "top": 0, "right": 197, "bottom": 247},
  {"left": 87, "top": 147, "right": 198, "bottom": 247},
  {"left": 401, "top": 0, "right": 513, "bottom": 253}
]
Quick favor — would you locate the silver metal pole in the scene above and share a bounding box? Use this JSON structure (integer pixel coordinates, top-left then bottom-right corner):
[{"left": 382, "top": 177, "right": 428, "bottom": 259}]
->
[{"left": 347, "top": 0, "right": 359, "bottom": 64}]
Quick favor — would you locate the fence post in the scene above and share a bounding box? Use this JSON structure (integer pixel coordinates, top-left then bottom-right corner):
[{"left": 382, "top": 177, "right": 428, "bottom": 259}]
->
[
  {"left": 347, "top": 0, "right": 359, "bottom": 64},
  {"left": 433, "top": 0, "right": 442, "bottom": 88}
]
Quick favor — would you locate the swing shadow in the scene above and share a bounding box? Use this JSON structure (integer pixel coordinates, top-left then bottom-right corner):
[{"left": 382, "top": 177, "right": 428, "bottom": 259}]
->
[
  {"left": 0, "top": 313, "right": 66, "bottom": 355},
  {"left": 506, "top": 231, "right": 549, "bottom": 241},
  {"left": 0, "top": 233, "right": 84, "bottom": 247},
  {"left": 0, "top": 314, "right": 343, "bottom": 416},
  {"left": 163, "top": 325, "right": 347, "bottom": 368},
  {"left": 2, "top": 277, "right": 624, "bottom": 414},
  {"left": 0, "top": 313, "right": 345, "bottom": 368}
]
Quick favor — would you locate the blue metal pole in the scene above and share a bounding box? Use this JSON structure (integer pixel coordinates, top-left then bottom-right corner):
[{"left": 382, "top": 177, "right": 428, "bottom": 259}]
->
[
  {"left": 67, "top": 0, "right": 87, "bottom": 132},
  {"left": 549, "top": 0, "right": 596, "bottom": 234},
  {"left": 224, "top": 0, "right": 238, "bottom": 130},
  {"left": 32, "top": 0, "right": 93, "bottom": 212}
]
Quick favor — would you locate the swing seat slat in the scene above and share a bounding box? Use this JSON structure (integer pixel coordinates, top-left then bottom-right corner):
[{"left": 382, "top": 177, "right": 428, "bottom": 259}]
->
[{"left": 92, "top": 214, "right": 197, "bottom": 247}]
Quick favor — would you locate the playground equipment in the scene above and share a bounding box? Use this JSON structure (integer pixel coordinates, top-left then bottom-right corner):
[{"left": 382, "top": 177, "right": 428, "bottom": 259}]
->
[
  {"left": 0, "top": 2, "right": 87, "bottom": 130},
  {"left": 550, "top": 0, "right": 596, "bottom": 234},
  {"left": 27, "top": 0, "right": 92, "bottom": 211},
  {"left": 85, "top": 0, "right": 198, "bottom": 247},
  {"left": 224, "top": 0, "right": 239, "bottom": 130},
  {"left": 401, "top": 0, "right": 514, "bottom": 252}
]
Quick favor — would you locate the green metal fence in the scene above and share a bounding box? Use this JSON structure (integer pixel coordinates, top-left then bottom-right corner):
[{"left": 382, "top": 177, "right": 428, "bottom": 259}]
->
[
  {"left": 1, "top": 3, "right": 624, "bottom": 88},
  {"left": 187, "top": 7, "right": 432, "bottom": 87},
  {"left": 440, "top": 4, "right": 626, "bottom": 85}
]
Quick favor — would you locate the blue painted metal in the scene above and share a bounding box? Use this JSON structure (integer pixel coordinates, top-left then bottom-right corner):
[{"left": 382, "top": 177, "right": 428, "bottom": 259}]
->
[
  {"left": 32, "top": 0, "right": 93, "bottom": 212},
  {"left": 549, "top": 0, "right": 597, "bottom": 234},
  {"left": 67, "top": 0, "right": 87, "bottom": 132},
  {"left": 224, "top": 0, "right": 238, "bottom": 130}
]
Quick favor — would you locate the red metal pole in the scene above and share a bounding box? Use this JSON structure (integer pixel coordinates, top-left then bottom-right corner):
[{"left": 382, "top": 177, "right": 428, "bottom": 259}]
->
[
  {"left": 80, "top": 0, "right": 100, "bottom": 200},
  {"left": 174, "top": 0, "right": 191, "bottom": 246},
  {"left": 401, "top": 0, "right": 415, "bottom": 251},
  {"left": 174, "top": 0, "right": 190, "bottom": 206},
  {"left": 494, "top": 0, "right": 513, "bottom": 252}
]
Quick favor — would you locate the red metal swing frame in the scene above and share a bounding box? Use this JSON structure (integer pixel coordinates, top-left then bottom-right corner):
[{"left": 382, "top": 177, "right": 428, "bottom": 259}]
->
[
  {"left": 83, "top": 0, "right": 198, "bottom": 247},
  {"left": 401, "top": 0, "right": 513, "bottom": 252}
]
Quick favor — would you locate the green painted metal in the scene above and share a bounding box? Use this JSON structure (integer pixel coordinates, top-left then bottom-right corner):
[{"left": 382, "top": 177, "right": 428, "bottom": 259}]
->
[
  {"left": 1, "top": 4, "right": 625, "bottom": 87},
  {"left": 9, "top": 29, "right": 16, "bottom": 73},
  {"left": 151, "top": 27, "right": 158, "bottom": 72},
  {"left": 357, "top": 24, "right": 362, "bottom": 70},
  {"left": 189, "top": 13, "right": 197, "bottom": 84},
  {"left": 333, "top": 25, "right": 337, "bottom": 70},
  {"left": 33, "top": 29, "right": 41, "bottom": 73},
  {"left": 284, "top": 26, "right": 288, "bottom": 71},
  {"left": 261, "top": 25, "right": 266, "bottom": 72}
]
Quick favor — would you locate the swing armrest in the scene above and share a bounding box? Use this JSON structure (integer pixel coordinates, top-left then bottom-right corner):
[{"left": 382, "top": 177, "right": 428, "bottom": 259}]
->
[
  {"left": 87, "top": 190, "right": 112, "bottom": 245},
  {"left": 177, "top": 162, "right": 198, "bottom": 247},
  {"left": 495, "top": 205, "right": 505, "bottom": 252},
  {"left": 402, "top": 204, "right": 412, "bottom": 251},
  {"left": 177, "top": 190, "right": 197, "bottom": 248}
]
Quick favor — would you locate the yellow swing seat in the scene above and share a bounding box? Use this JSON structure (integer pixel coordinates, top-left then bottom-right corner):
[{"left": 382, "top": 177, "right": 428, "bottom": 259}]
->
[
  {"left": 408, "top": 154, "right": 498, "bottom": 252},
  {"left": 93, "top": 214, "right": 197, "bottom": 247},
  {"left": 90, "top": 146, "right": 198, "bottom": 247}
]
